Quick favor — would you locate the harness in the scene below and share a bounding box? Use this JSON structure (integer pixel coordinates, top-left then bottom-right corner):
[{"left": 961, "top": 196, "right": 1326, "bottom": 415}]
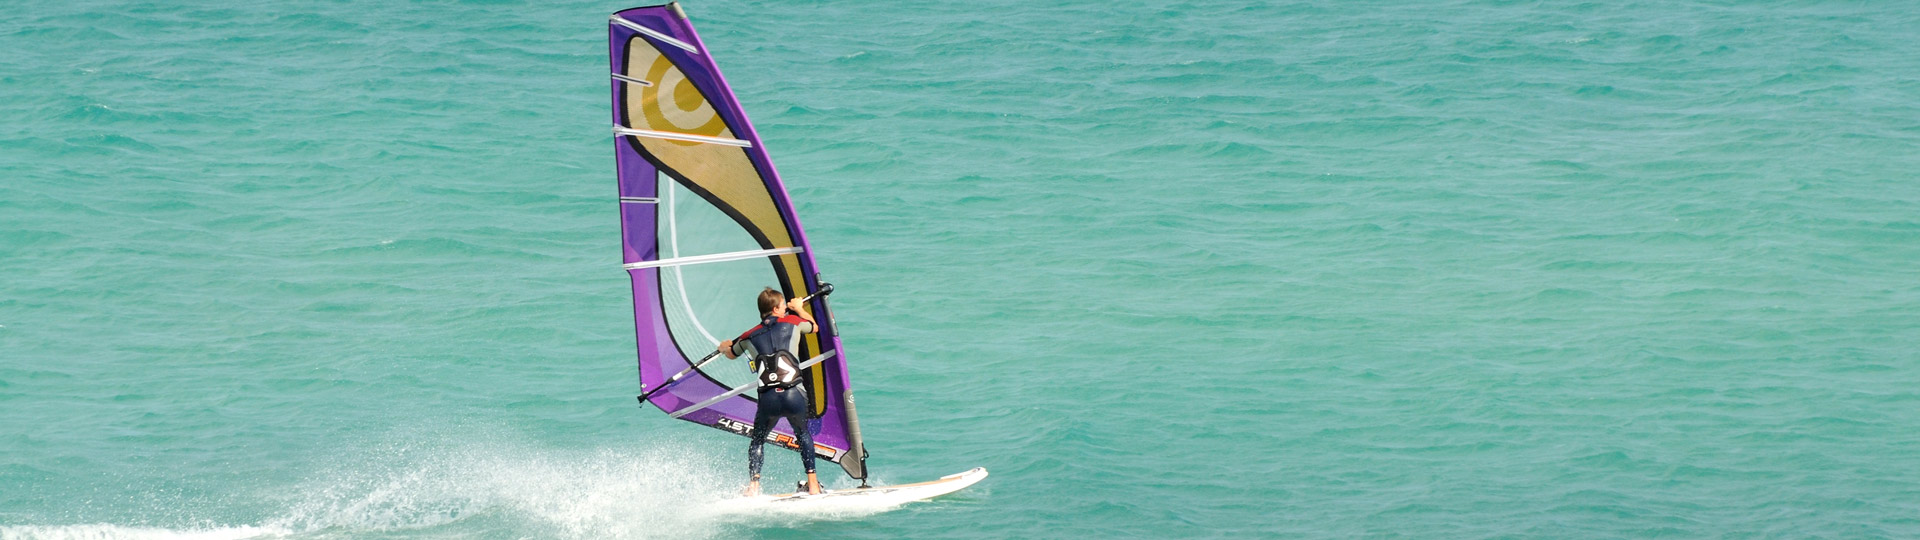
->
[{"left": 741, "top": 316, "right": 802, "bottom": 390}]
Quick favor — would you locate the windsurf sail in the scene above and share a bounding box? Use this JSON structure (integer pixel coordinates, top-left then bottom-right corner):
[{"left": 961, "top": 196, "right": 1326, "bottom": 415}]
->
[{"left": 608, "top": 3, "right": 868, "bottom": 481}]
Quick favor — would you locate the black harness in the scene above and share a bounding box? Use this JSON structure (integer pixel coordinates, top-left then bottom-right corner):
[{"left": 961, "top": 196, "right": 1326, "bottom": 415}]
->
[{"left": 742, "top": 316, "right": 802, "bottom": 390}]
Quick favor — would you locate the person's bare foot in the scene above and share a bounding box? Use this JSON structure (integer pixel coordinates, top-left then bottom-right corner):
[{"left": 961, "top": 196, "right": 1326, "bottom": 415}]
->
[
  {"left": 805, "top": 471, "right": 822, "bottom": 495},
  {"left": 742, "top": 480, "right": 761, "bottom": 497}
]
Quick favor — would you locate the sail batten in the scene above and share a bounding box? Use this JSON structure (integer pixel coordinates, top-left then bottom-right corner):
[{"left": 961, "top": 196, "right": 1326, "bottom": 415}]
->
[
  {"left": 610, "top": 16, "right": 698, "bottom": 52},
  {"left": 613, "top": 126, "right": 753, "bottom": 147},
  {"left": 610, "top": 2, "right": 868, "bottom": 481},
  {"left": 610, "top": 72, "right": 655, "bottom": 87},
  {"left": 621, "top": 246, "right": 805, "bottom": 270}
]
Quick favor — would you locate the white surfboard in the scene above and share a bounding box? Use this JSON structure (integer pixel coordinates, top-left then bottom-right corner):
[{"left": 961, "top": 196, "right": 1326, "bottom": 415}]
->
[{"left": 708, "top": 467, "right": 987, "bottom": 515}]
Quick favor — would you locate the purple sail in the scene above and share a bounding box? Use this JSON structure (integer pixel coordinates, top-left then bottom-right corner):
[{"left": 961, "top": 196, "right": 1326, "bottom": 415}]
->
[{"left": 609, "top": 3, "right": 867, "bottom": 480}]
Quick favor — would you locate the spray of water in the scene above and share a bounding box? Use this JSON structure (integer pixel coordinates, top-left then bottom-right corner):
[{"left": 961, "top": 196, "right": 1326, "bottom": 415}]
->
[
  {"left": 1, "top": 430, "right": 895, "bottom": 540},
  {"left": 267, "top": 435, "right": 746, "bottom": 539}
]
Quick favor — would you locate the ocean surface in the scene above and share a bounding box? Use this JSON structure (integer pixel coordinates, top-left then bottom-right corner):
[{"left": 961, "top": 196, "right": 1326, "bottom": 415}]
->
[{"left": 5, "top": 0, "right": 1920, "bottom": 537}]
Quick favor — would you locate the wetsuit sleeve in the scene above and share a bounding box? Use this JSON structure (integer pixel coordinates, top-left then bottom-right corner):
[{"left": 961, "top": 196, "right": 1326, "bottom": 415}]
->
[{"left": 732, "top": 325, "right": 761, "bottom": 356}]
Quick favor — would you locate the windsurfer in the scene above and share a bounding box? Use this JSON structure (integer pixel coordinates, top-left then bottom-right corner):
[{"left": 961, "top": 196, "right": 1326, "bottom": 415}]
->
[{"left": 718, "top": 287, "right": 822, "bottom": 496}]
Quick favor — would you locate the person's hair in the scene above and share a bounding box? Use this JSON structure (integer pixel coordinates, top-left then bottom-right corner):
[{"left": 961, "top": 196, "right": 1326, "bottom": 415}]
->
[{"left": 757, "top": 287, "right": 784, "bottom": 316}]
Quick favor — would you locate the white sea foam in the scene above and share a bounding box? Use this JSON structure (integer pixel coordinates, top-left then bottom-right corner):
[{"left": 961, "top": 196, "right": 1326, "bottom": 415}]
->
[
  {"left": 0, "top": 525, "right": 286, "bottom": 540},
  {"left": 262, "top": 437, "right": 752, "bottom": 539},
  {"left": 1, "top": 434, "right": 863, "bottom": 540}
]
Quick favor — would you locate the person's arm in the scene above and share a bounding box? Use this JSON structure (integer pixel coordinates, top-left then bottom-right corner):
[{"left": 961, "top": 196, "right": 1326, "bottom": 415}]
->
[
  {"left": 787, "top": 297, "right": 817, "bottom": 333},
  {"left": 718, "top": 339, "right": 740, "bottom": 358}
]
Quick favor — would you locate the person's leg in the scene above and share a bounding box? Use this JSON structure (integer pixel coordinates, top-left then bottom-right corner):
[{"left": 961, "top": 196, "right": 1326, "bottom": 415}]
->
[
  {"left": 788, "top": 411, "right": 820, "bottom": 494},
  {"left": 744, "top": 395, "right": 777, "bottom": 496}
]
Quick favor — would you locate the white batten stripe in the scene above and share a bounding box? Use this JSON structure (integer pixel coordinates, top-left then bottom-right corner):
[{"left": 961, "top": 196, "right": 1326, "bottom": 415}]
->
[
  {"left": 613, "top": 126, "right": 752, "bottom": 148},
  {"left": 619, "top": 197, "right": 660, "bottom": 204},
  {"left": 669, "top": 351, "right": 837, "bottom": 419},
  {"left": 623, "top": 246, "right": 804, "bottom": 270},
  {"left": 610, "top": 16, "right": 699, "bottom": 53},
  {"left": 610, "top": 72, "right": 654, "bottom": 87}
]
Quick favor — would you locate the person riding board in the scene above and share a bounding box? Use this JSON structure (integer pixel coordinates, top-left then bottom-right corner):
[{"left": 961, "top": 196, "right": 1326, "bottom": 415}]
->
[{"left": 718, "top": 287, "right": 822, "bottom": 496}]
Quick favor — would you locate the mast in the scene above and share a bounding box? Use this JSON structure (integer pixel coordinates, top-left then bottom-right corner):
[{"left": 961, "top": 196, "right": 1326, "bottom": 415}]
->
[{"left": 815, "top": 289, "right": 869, "bottom": 482}]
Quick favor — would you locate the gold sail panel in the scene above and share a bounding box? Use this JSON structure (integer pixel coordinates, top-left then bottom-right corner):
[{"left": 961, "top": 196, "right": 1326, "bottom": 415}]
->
[{"left": 620, "top": 37, "right": 795, "bottom": 252}]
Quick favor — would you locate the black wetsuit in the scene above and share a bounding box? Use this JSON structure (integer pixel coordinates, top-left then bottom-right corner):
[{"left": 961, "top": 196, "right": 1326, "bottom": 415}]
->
[{"left": 733, "top": 314, "right": 817, "bottom": 478}]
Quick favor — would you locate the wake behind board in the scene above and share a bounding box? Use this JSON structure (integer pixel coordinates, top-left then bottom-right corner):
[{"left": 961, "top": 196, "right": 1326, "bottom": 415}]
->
[{"left": 710, "top": 467, "right": 987, "bottom": 515}]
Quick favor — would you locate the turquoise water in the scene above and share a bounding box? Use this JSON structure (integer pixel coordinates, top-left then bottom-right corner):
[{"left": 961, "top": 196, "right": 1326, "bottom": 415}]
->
[{"left": 5, "top": 0, "right": 1920, "bottom": 537}]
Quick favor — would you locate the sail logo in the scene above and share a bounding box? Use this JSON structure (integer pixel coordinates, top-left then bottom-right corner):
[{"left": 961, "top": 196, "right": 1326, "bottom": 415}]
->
[
  {"left": 713, "top": 417, "right": 843, "bottom": 459},
  {"left": 715, "top": 417, "right": 754, "bottom": 436},
  {"left": 627, "top": 43, "right": 729, "bottom": 146}
]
